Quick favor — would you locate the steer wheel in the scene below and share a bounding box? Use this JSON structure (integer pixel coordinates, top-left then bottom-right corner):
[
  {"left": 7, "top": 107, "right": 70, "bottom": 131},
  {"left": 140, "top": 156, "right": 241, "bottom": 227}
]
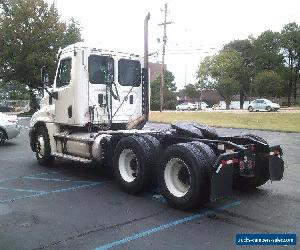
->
[{"left": 35, "top": 126, "right": 54, "bottom": 166}]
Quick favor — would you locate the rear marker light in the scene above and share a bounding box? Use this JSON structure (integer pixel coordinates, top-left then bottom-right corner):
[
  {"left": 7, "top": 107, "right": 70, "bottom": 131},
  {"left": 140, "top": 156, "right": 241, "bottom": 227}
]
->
[
  {"left": 239, "top": 161, "right": 245, "bottom": 171},
  {"left": 216, "top": 158, "right": 239, "bottom": 174},
  {"left": 247, "top": 159, "right": 254, "bottom": 169}
]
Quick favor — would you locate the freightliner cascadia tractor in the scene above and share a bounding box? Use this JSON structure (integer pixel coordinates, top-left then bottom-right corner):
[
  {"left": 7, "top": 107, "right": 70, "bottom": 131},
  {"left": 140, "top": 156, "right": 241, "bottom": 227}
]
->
[{"left": 29, "top": 14, "right": 284, "bottom": 210}]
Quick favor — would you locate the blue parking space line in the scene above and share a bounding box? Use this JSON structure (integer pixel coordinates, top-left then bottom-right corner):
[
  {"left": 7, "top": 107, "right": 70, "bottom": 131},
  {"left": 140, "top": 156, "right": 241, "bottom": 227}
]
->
[
  {"left": 0, "top": 171, "right": 61, "bottom": 184},
  {"left": 0, "top": 181, "right": 107, "bottom": 204},
  {"left": 25, "top": 171, "right": 61, "bottom": 178},
  {"left": 94, "top": 200, "right": 241, "bottom": 250},
  {"left": 23, "top": 176, "right": 100, "bottom": 184},
  {"left": 0, "top": 186, "right": 44, "bottom": 193}
]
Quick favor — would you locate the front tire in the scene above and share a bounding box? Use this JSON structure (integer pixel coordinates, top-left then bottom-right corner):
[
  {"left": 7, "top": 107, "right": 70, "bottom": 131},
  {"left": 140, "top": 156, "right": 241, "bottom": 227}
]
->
[
  {"left": 266, "top": 106, "right": 272, "bottom": 112},
  {"left": 248, "top": 106, "right": 253, "bottom": 112},
  {"left": 35, "top": 126, "right": 54, "bottom": 166}
]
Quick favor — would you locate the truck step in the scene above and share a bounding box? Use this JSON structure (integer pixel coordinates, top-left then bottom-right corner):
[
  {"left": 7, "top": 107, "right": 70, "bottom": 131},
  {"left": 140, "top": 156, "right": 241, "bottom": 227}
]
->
[{"left": 52, "top": 153, "right": 92, "bottom": 163}]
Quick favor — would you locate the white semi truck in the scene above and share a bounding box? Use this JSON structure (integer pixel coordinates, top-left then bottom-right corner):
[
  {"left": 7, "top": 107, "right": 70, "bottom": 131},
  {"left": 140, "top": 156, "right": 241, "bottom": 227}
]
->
[{"left": 29, "top": 14, "right": 284, "bottom": 210}]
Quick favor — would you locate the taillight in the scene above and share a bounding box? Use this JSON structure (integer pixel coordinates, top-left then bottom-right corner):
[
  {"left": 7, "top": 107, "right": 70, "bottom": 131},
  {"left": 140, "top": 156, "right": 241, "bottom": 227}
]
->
[{"left": 239, "top": 160, "right": 245, "bottom": 171}]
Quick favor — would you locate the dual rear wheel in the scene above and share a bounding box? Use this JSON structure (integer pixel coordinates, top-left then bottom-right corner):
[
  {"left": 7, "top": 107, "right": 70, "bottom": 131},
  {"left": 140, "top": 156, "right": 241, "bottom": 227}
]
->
[{"left": 113, "top": 137, "right": 216, "bottom": 210}]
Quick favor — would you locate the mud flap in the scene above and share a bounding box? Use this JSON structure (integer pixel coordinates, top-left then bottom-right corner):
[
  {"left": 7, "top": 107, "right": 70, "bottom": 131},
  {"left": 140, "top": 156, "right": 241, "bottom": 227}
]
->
[
  {"left": 210, "top": 165, "right": 234, "bottom": 201},
  {"left": 269, "top": 155, "right": 284, "bottom": 181}
]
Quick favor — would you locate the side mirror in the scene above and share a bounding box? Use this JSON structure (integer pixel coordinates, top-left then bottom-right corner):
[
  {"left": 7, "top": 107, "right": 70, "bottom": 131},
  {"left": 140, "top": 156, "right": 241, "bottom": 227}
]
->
[
  {"left": 104, "top": 58, "right": 114, "bottom": 85},
  {"left": 41, "top": 66, "right": 50, "bottom": 86}
]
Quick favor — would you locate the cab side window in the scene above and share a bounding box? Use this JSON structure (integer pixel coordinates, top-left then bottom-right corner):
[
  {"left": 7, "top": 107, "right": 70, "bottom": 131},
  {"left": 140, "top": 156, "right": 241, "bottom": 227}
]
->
[{"left": 56, "top": 58, "right": 72, "bottom": 88}]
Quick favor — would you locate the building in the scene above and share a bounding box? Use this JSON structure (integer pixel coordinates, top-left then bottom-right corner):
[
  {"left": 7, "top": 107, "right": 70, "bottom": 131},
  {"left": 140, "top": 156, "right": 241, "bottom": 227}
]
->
[{"left": 149, "top": 62, "right": 166, "bottom": 83}]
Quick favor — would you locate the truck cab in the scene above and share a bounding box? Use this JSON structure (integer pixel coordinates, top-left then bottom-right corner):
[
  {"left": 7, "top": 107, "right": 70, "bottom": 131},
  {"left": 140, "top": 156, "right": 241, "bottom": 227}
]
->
[{"left": 38, "top": 43, "right": 145, "bottom": 127}]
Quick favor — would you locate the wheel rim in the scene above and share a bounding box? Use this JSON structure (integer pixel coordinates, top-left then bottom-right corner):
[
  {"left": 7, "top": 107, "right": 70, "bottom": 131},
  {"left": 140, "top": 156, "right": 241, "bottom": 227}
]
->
[
  {"left": 164, "top": 158, "right": 191, "bottom": 197},
  {"left": 36, "top": 135, "right": 45, "bottom": 158},
  {"left": 249, "top": 106, "right": 253, "bottom": 111},
  {"left": 119, "top": 149, "right": 139, "bottom": 183}
]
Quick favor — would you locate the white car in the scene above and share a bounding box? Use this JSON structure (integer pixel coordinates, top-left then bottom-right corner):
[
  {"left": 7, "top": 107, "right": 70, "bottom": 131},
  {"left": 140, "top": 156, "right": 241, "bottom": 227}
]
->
[
  {"left": 0, "top": 112, "right": 21, "bottom": 144},
  {"left": 248, "top": 99, "right": 280, "bottom": 112},
  {"left": 176, "top": 102, "right": 197, "bottom": 111}
]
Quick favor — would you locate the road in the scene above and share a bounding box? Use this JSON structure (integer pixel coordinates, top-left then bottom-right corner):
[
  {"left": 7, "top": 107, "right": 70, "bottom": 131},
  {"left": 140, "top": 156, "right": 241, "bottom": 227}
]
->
[{"left": 0, "top": 118, "right": 299, "bottom": 250}]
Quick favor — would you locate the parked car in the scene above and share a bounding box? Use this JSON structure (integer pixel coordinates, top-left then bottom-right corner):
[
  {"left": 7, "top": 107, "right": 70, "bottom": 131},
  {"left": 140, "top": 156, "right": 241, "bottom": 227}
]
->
[
  {"left": 0, "top": 112, "right": 20, "bottom": 144},
  {"left": 248, "top": 99, "right": 280, "bottom": 112},
  {"left": 176, "top": 102, "right": 197, "bottom": 111}
]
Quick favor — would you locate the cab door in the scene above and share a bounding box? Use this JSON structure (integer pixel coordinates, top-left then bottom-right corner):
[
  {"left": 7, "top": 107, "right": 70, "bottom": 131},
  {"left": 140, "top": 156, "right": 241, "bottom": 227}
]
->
[{"left": 53, "top": 57, "right": 74, "bottom": 124}]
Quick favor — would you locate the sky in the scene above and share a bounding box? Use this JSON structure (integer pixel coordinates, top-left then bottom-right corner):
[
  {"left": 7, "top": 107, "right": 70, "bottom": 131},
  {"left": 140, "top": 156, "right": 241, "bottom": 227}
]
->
[{"left": 51, "top": 0, "right": 300, "bottom": 89}]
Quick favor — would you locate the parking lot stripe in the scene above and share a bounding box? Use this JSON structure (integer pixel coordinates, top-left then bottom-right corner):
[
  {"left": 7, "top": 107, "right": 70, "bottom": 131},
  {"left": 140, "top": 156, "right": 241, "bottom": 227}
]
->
[
  {"left": 0, "top": 181, "right": 106, "bottom": 204},
  {"left": 94, "top": 200, "right": 241, "bottom": 250},
  {"left": 0, "top": 186, "right": 43, "bottom": 193},
  {"left": 0, "top": 171, "right": 61, "bottom": 184},
  {"left": 23, "top": 176, "right": 100, "bottom": 184}
]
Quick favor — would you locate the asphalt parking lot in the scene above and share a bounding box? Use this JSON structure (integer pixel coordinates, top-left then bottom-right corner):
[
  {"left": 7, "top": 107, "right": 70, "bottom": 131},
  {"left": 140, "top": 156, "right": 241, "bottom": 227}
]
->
[{"left": 0, "top": 118, "right": 299, "bottom": 250}]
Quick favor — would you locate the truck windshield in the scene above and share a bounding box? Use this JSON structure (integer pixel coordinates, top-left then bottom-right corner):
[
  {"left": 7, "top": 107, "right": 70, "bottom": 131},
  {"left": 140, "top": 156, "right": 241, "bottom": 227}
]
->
[
  {"left": 88, "top": 55, "right": 114, "bottom": 84},
  {"left": 118, "top": 59, "right": 141, "bottom": 86}
]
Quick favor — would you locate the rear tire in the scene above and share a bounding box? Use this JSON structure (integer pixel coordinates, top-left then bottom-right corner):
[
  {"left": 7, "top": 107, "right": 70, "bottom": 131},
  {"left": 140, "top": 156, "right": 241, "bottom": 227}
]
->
[
  {"left": 35, "top": 126, "right": 54, "bottom": 166},
  {"left": 158, "top": 143, "right": 211, "bottom": 210},
  {"left": 233, "top": 134, "right": 269, "bottom": 191},
  {"left": 113, "top": 135, "right": 157, "bottom": 194}
]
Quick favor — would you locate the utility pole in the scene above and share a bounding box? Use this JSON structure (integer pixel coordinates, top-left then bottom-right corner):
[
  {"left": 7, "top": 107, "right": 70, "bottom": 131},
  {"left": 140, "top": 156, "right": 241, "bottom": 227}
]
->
[{"left": 158, "top": 3, "right": 173, "bottom": 112}]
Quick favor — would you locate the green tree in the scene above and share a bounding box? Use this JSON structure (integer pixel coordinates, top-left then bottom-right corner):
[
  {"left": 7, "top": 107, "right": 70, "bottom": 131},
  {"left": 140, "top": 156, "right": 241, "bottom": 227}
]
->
[
  {"left": 210, "top": 51, "right": 243, "bottom": 109},
  {"left": 223, "top": 39, "right": 255, "bottom": 107},
  {"left": 252, "top": 30, "right": 283, "bottom": 72},
  {"left": 150, "top": 70, "right": 177, "bottom": 111},
  {"left": 195, "top": 56, "right": 214, "bottom": 91},
  {"left": 0, "top": 0, "right": 82, "bottom": 110},
  {"left": 0, "top": 81, "right": 29, "bottom": 100},
  {"left": 281, "top": 22, "right": 300, "bottom": 105},
  {"left": 254, "top": 71, "right": 285, "bottom": 98},
  {"left": 196, "top": 51, "right": 243, "bottom": 109},
  {"left": 179, "top": 84, "right": 199, "bottom": 101}
]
